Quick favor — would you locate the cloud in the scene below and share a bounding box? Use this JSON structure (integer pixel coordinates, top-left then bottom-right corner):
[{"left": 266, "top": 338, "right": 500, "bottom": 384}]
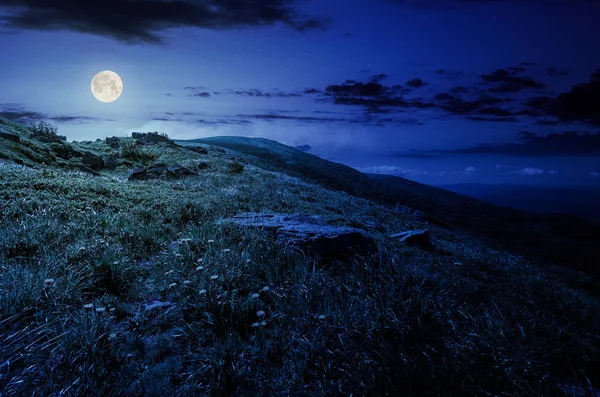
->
[
  {"left": 358, "top": 165, "right": 429, "bottom": 177},
  {"left": 508, "top": 167, "right": 545, "bottom": 175},
  {"left": 0, "top": 0, "right": 327, "bottom": 44},
  {"left": 464, "top": 166, "right": 476, "bottom": 174},
  {"left": 0, "top": 103, "right": 110, "bottom": 124},
  {"left": 590, "top": 172, "right": 600, "bottom": 178},
  {"left": 480, "top": 69, "right": 546, "bottom": 93},
  {"left": 546, "top": 67, "right": 569, "bottom": 77},
  {"left": 230, "top": 89, "right": 302, "bottom": 98},
  {"left": 292, "top": 144, "right": 311, "bottom": 152},
  {"left": 406, "top": 78, "right": 427, "bottom": 88},
  {"left": 433, "top": 93, "right": 505, "bottom": 115},
  {"left": 526, "top": 69, "right": 600, "bottom": 125},
  {"left": 427, "top": 131, "right": 600, "bottom": 156}
]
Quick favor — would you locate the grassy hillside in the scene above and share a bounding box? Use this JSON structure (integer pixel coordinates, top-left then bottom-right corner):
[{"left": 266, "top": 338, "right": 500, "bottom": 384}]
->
[
  {"left": 0, "top": 120, "right": 599, "bottom": 396},
  {"left": 177, "top": 137, "right": 600, "bottom": 280}
]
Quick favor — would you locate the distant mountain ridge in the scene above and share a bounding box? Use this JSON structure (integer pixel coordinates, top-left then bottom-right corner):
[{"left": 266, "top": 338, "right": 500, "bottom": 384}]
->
[{"left": 438, "top": 183, "right": 600, "bottom": 224}]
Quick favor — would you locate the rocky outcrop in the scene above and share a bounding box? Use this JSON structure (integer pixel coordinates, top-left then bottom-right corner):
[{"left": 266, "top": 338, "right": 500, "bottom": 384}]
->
[
  {"left": 80, "top": 151, "right": 104, "bottom": 170},
  {"left": 106, "top": 136, "right": 120, "bottom": 148},
  {"left": 221, "top": 212, "right": 378, "bottom": 262},
  {"left": 128, "top": 163, "right": 198, "bottom": 181},
  {"left": 390, "top": 229, "right": 432, "bottom": 249},
  {"left": 0, "top": 128, "right": 20, "bottom": 143},
  {"left": 103, "top": 155, "right": 118, "bottom": 170},
  {"left": 131, "top": 132, "right": 171, "bottom": 144}
]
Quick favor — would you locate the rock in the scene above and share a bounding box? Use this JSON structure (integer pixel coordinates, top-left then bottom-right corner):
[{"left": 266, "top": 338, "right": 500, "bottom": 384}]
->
[
  {"left": 106, "top": 136, "right": 120, "bottom": 148},
  {"left": 80, "top": 151, "right": 104, "bottom": 170},
  {"left": 144, "top": 301, "right": 175, "bottom": 311},
  {"left": 188, "top": 146, "right": 208, "bottom": 155},
  {"left": 131, "top": 131, "right": 170, "bottom": 144},
  {"left": 68, "top": 162, "right": 101, "bottom": 176},
  {"left": 48, "top": 142, "right": 82, "bottom": 160},
  {"left": 103, "top": 155, "right": 118, "bottom": 170},
  {"left": 0, "top": 128, "right": 20, "bottom": 143},
  {"left": 221, "top": 212, "right": 377, "bottom": 262},
  {"left": 128, "top": 162, "right": 198, "bottom": 181},
  {"left": 390, "top": 229, "right": 432, "bottom": 249}
]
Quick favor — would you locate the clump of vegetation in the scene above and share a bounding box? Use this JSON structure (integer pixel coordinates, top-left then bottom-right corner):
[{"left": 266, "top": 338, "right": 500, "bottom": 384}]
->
[
  {"left": 29, "top": 121, "right": 65, "bottom": 141},
  {"left": 228, "top": 161, "right": 244, "bottom": 174},
  {"left": 120, "top": 139, "right": 157, "bottom": 162}
]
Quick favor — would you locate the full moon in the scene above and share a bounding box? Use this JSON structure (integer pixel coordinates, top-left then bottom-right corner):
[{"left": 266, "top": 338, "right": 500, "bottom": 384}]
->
[{"left": 91, "top": 71, "right": 123, "bottom": 103}]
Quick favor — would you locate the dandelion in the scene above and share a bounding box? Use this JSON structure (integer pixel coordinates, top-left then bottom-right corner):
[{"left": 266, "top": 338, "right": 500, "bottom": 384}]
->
[
  {"left": 256, "top": 310, "right": 266, "bottom": 317},
  {"left": 207, "top": 239, "right": 215, "bottom": 244},
  {"left": 113, "top": 261, "right": 119, "bottom": 265},
  {"left": 199, "top": 289, "right": 207, "bottom": 295},
  {"left": 196, "top": 266, "right": 204, "bottom": 271},
  {"left": 96, "top": 307, "right": 106, "bottom": 313},
  {"left": 250, "top": 293, "right": 260, "bottom": 299},
  {"left": 83, "top": 304, "right": 93, "bottom": 310},
  {"left": 44, "top": 278, "right": 55, "bottom": 288},
  {"left": 169, "top": 282, "right": 177, "bottom": 289},
  {"left": 222, "top": 249, "right": 231, "bottom": 253},
  {"left": 261, "top": 286, "right": 270, "bottom": 292},
  {"left": 183, "top": 280, "right": 192, "bottom": 285},
  {"left": 210, "top": 275, "right": 219, "bottom": 281}
]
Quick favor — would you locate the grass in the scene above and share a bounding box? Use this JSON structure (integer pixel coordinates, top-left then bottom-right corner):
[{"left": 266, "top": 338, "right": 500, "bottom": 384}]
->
[{"left": 0, "top": 119, "right": 599, "bottom": 396}]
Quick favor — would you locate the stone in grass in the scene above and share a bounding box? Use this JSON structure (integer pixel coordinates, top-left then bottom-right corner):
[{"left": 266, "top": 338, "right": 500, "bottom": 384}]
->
[{"left": 389, "top": 229, "right": 432, "bottom": 249}]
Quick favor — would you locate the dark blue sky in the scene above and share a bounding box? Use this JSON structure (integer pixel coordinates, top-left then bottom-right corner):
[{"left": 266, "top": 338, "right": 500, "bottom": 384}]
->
[{"left": 1, "top": 0, "right": 599, "bottom": 185}]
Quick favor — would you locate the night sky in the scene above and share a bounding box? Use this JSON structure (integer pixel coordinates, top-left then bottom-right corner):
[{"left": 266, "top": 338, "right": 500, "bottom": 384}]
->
[{"left": 1, "top": 0, "right": 599, "bottom": 186}]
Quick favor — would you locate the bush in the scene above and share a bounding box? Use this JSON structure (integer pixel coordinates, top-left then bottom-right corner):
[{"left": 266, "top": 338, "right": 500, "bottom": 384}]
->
[{"left": 29, "top": 121, "right": 58, "bottom": 138}]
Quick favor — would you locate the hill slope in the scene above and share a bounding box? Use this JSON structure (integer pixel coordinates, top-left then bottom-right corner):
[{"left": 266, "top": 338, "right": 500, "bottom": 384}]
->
[
  {"left": 177, "top": 136, "right": 600, "bottom": 279},
  {"left": 0, "top": 122, "right": 598, "bottom": 396}
]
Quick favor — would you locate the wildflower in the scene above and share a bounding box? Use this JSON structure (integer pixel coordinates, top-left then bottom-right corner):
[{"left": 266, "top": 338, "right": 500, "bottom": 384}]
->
[
  {"left": 196, "top": 266, "right": 204, "bottom": 271},
  {"left": 251, "top": 322, "right": 261, "bottom": 327},
  {"left": 175, "top": 254, "right": 182, "bottom": 258},
  {"left": 113, "top": 261, "right": 119, "bottom": 265},
  {"left": 207, "top": 239, "right": 215, "bottom": 244},
  {"left": 454, "top": 262, "right": 463, "bottom": 266},
  {"left": 165, "top": 270, "right": 175, "bottom": 276},
  {"left": 246, "top": 259, "right": 251, "bottom": 263},
  {"left": 210, "top": 275, "right": 219, "bottom": 280},
  {"left": 83, "top": 304, "right": 93, "bottom": 310},
  {"left": 260, "top": 321, "right": 267, "bottom": 326},
  {"left": 44, "top": 278, "right": 55, "bottom": 288},
  {"left": 199, "top": 289, "right": 207, "bottom": 295},
  {"left": 222, "top": 249, "right": 231, "bottom": 253},
  {"left": 180, "top": 238, "right": 192, "bottom": 243},
  {"left": 96, "top": 307, "right": 106, "bottom": 313},
  {"left": 183, "top": 280, "right": 192, "bottom": 285},
  {"left": 197, "top": 258, "right": 204, "bottom": 263},
  {"left": 250, "top": 293, "right": 260, "bottom": 299},
  {"left": 317, "top": 315, "right": 326, "bottom": 320},
  {"left": 261, "top": 286, "right": 270, "bottom": 292},
  {"left": 256, "top": 310, "right": 266, "bottom": 317},
  {"left": 109, "top": 308, "right": 116, "bottom": 312},
  {"left": 169, "top": 282, "right": 177, "bottom": 289}
]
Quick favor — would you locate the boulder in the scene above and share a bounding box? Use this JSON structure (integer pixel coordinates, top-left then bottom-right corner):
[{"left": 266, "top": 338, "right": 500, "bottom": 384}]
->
[
  {"left": 48, "top": 142, "right": 83, "bottom": 160},
  {"left": 0, "top": 128, "right": 20, "bottom": 143},
  {"left": 396, "top": 205, "right": 451, "bottom": 229},
  {"left": 106, "top": 136, "right": 120, "bottom": 149},
  {"left": 221, "top": 213, "right": 377, "bottom": 262},
  {"left": 390, "top": 229, "right": 432, "bottom": 249},
  {"left": 131, "top": 132, "right": 170, "bottom": 144},
  {"left": 80, "top": 151, "right": 104, "bottom": 170},
  {"left": 128, "top": 162, "right": 198, "bottom": 181},
  {"left": 103, "top": 155, "right": 118, "bottom": 170}
]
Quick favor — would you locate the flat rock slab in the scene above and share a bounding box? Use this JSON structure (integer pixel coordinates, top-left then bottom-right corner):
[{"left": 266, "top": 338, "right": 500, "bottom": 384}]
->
[
  {"left": 390, "top": 229, "right": 432, "bottom": 249},
  {"left": 222, "top": 212, "right": 377, "bottom": 261}
]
